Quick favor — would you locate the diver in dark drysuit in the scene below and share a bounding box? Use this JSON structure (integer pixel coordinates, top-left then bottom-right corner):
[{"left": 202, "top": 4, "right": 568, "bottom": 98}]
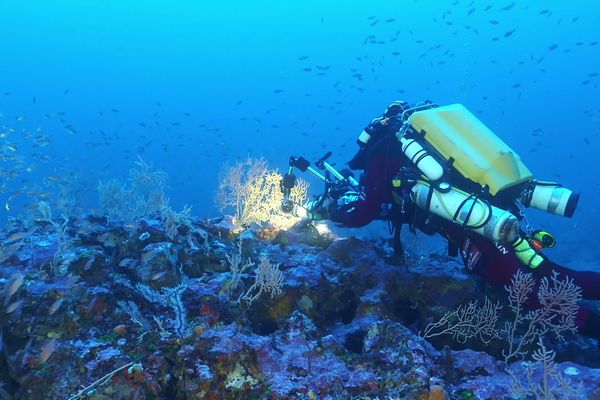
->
[{"left": 309, "top": 100, "right": 600, "bottom": 340}]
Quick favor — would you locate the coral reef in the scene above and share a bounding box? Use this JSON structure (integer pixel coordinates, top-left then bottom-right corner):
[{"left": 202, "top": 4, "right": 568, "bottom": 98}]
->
[{"left": 0, "top": 213, "right": 599, "bottom": 399}]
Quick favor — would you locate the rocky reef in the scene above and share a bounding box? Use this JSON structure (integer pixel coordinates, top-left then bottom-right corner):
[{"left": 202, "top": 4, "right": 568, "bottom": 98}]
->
[{"left": 0, "top": 214, "right": 598, "bottom": 399}]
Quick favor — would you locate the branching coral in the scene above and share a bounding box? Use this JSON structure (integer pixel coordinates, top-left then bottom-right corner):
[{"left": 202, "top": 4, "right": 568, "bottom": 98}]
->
[
  {"left": 502, "top": 270, "right": 581, "bottom": 363},
  {"left": 421, "top": 298, "right": 501, "bottom": 344},
  {"left": 508, "top": 338, "right": 583, "bottom": 399},
  {"left": 160, "top": 202, "right": 192, "bottom": 240},
  {"left": 136, "top": 276, "right": 191, "bottom": 339},
  {"left": 97, "top": 157, "right": 168, "bottom": 224},
  {"left": 240, "top": 256, "right": 285, "bottom": 306},
  {"left": 422, "top": 269, "right": 583, "bottom": 397},
  {"left": 224, "top": 241, "right": 254, "bottom": 300},
  {"left": 215, "top": 157, "right": 308, "bottom": 230}
]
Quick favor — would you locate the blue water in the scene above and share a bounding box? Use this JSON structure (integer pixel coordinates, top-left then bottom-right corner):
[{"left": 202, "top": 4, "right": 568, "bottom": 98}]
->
[{"left": 0, "top": 0, "right": 598, "bottom": 268}]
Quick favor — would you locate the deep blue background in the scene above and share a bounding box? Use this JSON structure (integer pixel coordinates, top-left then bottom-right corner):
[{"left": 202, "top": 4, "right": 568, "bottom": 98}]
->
[{"left": 0, "top": 0, "right": 598, "bottom": 268}]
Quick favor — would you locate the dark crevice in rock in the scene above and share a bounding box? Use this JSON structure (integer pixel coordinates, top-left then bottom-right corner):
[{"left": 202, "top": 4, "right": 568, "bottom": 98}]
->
[
  {"left": 344, "top": 330, "right": 366, "bottom": 354},
  {"left": 252, "top": 316, "right": 279, "bottom": 336},
  {"left": 390, "top": 297, "right": 420, "bottom": 327},
  {"left": 338, "top": 289, "right": 358, "bottom": 324},
  {"left": 248, "top": 304, "right": 280, "bottom": 336},
  {"left": 0, "top": 356, "right": 18, "bottom": 398},
  {"left": 164, "top": 360, "right": 179, "bottom": 399}
]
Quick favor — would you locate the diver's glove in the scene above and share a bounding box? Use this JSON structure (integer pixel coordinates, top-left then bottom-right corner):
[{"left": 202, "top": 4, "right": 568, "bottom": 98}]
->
[
  {"left": 296, "top": 189, "right": 364, "bottom": 221},
  {"left": 300, "top": 196, "right": 333, "bottom": 221}
]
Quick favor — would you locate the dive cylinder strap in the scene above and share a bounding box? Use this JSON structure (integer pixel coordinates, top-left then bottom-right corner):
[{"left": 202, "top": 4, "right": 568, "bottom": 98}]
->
[{"left": 511, "top": 236, "right": 544, "bottom": 269}]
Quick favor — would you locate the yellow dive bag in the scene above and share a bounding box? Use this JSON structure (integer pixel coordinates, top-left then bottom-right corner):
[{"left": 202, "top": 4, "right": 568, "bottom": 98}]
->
[{"left": 407, "top": 103, "right": 532, "bottom": 196}]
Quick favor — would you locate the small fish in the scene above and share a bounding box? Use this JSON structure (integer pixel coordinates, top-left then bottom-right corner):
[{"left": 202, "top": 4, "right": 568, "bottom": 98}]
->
[
  {"left": 141, "top": 249, "right": 159, "bottom": 263},
  {"left": 2, "top": 272, "right": 23, "bottom": 299},
  {"left": 150, "top": 270, "right": 167, "bottom": 281},
  {"left": 5, "top": 299, "right": 23, "bottom": 314},
  {"left": 119, "top": 258, "right": 133, "bottom": 267},
  {"left": 273, "top": 89, "right": 284, "bottom": 94},
  {"left": 5, "top": 231, "right": 28, "bottom": 242},
  {"left": 297, "top": 55, "right": 309, "bottom": 60},
  {"left": 65, "top": 275, "right": 80, "bottom": 287},
  {"left": 500, "top": 2, "right": 515, "bottom": 11},
  {"left": 504, "top": 29, "right": 515, "bottom": 37},
  {"left": 302, "top": 67, "right": 312, "bottom": 72},
  {"left": 548, "top": 43, "right": 559, "bottom": 50},
  {"left": 38, "top": 338, "right": 57, "bottom": 364},
  {"left": 0, "top": 243, "right": 21, "bottom": 264},
  {"left": 48, "top": 298, "right": 64, "bottom": 315},
  {"left": 489, "top": 20, "right": 499, "bottom": 24}
]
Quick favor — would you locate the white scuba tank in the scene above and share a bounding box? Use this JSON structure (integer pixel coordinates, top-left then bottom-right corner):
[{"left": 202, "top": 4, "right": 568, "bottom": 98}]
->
[
  {"left": 410, "top": 181, "right": 519, "bottom": 244},
  {"left": 525, "top": 182, "right": 579, "bottom": 218},
  {"left": 397, "top": 136, "right": 444, "bottom": 181}
]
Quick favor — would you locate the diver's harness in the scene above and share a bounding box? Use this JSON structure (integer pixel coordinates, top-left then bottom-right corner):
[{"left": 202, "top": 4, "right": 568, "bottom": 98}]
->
[{"left": 282, "top": 102, "right": 578, "bottom": 269}]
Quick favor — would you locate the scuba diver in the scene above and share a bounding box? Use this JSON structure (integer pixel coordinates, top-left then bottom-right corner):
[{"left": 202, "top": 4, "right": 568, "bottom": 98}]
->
[{"left": 281, "top": 100, "right": 600, "bottom": 340}]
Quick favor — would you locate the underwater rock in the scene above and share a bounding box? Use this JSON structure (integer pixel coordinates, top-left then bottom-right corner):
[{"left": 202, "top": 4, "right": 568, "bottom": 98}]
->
[
  {"left": 256, "top": 311, "right": 379, "bottom": 398},
  {"left": 204, "top": 215, "right": 243, "bottom": 240},
  {"left": 1, "top": 215, "right": 599, "bottom": 399},
  {"left": 272, "top": 222, "right": 334, "bottom": 249}
]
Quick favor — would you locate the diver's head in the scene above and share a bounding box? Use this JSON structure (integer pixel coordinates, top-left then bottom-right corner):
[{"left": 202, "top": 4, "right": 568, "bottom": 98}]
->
[{"left": 384, "top": 100, "right": 410, "bottom": 118}]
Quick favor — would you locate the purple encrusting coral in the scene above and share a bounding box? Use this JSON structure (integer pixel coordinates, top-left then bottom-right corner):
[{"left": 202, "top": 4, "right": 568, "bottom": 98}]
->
[{"left": 0, "top": 214, "right": 599, "bottom": 399}]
